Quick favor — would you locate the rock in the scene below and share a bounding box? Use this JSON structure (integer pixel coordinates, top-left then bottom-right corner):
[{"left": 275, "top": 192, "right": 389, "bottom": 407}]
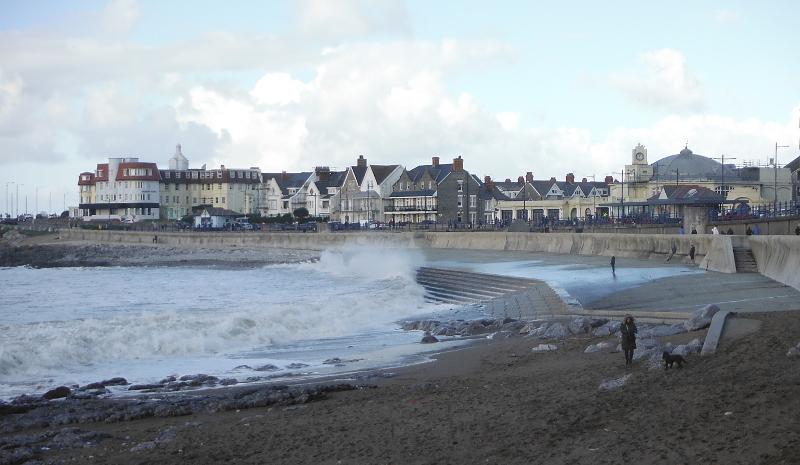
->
[
  {"left": 543, "top": 323, "right": 569, "bottom": 340},
  {"left": 588, "top": 318, "right": 610, "bottom": 328},
  {"left": 592, "top": 326, "right": 612, "bottom": 337},
  {"left": 531, "top": 322, "right": 552, "bottom": 336},
  {"left": 596, "top": 341, "right": 615, "bottom": 350},
  {"left": 101, "top": 377, "right": 129, "bottom": 386},
  {"left": 637, "top": 338, "right": 661, "bottom": 350},
  {"left": 787, "top": 348, "right": 800, "bottom": 358},
  {"left": 584, "top": 344, "right": 602, "bottom": 353},
  {"left": 633, "top": 346, "right": 664, "bottom": 360},
  {"left": 491, "top": 330, "right": 517, "bottom": 340},
  {"left": 599, "top": 374, "right": 631, "bottom": 390},
  {"left": 647, "top": 325, "right": 688, "bottom": 338},
  {"left": 285, "top": 363, "right": 310, "bottom": 369},
  {"left": 254, "top": 365, "right": 280, "bottom": 372},
  {"left": 220, "top": 378, "right": 239, "bottom": 386},
  {"left": 684, "top": 304, "right": 721, "bottom": 331},
  {"left": 568, "top": 318, "right": 591, "bottom": 335},
  {"left": 465, "top": 321, "right": 490, "bottom": 335},
  {"left": 128, "top": 384, "right": 165, "bottom": 391},
  {"left": 420, "top": 335, "right": 439, "bottom": 343},
  {"left": 519, "top": 323, "right": 536, "bottom": 335},
  {"left": 42, "top": 386, "right": 71, "bottom": 400},
  {"left": 532, "top": 344, "right": 558, "bottom": 353}
]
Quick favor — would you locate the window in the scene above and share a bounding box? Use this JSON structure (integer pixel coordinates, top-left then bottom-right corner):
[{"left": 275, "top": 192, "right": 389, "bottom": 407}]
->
[
  {"left": 457, "top": 180, "right": 464, "bottom": 192},
  {"left": 147, "top": 169, "right": 152, "bottom": 176},
  {"left": 470, "top": 195, "right": 476, "bottom": 207},
  {"left": 215, "top": 197, "right": 219, "bottom": 204},
  {"left": 165, "top": 184, "right": 170, "bottom": 191},
  {"left": 457, "top": 195, "right": 463, "bottom": 207},
  {"left": 218, "top": 183, "right": 222, "bottom": 190},
  {"left": 193, "top": 197, "right": 197, "bottom": 203},
  {"left": 175, "top": 184, "right": 180, "bottom": 191},
  {"left": 165, "top": 171, "right": 170, "bottom": 178},
  {"left": 222, "top": 197, "right": 226, "bottom": 204},
  {"left": 176, "top": 172, "right": 181, "bottom": 179}
]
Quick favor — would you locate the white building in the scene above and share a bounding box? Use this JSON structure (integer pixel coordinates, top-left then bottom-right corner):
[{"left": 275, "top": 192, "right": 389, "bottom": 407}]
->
[{"left": 78, "top": 157, "right": 161, "bottom": 222}]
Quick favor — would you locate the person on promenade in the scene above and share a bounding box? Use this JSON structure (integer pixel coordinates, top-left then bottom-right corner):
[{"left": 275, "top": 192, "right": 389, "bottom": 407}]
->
[
  {"left": 691, "top": 227, "right": 697, "bottom": 234},
  {"left": 712, "top": 226, "right": 719, "bottom": 235},
  {"left": 666, "top": 244, "right": 677, "bottom": 261},
  {"left": 678, "top": 227, "right": 685, "bottom": 234},
  {"left": 746, "top": 227, "right": 753, "bottom": 236},
  {"left": 621, "top": 315, "right": 637, "bottom": 365},
  {"left": 727, "top": 227, "right": 734, "bottom": 235},
  {"left": 753, "top": 225, "right": 761, "bottom": 235},
  {"left": 611, "top": 255, "right": 616, "bottom": 276},
  {"left": 689, "top": 244, "right": 696, "bottom": 265},
  {"left": 795, "top": 224, "right": 800, "bottom": 235}
]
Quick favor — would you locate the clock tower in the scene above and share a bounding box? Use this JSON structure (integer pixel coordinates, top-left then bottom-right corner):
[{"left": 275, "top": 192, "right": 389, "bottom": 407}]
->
[{"left": 627, "top": 143, "right": 652, "bottom": 183}]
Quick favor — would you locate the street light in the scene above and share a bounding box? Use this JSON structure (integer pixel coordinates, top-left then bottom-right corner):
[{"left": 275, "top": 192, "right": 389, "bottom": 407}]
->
[
  {"left": 774, "top": 143, "right": 789, "bottom": 210},
  {"left": 16, "top": 184, "right": 23, "bottom": 219},
  {"left": 712, "top": 155, "right": 736, "bottom": 200},
  {"left": 5, "top": 182, "right": 13, "bottom": 218}
]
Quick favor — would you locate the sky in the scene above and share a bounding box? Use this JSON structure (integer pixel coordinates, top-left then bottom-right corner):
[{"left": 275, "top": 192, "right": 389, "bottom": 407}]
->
[{"left": 2, "top": 0, "right": 800, "bottom": 215}]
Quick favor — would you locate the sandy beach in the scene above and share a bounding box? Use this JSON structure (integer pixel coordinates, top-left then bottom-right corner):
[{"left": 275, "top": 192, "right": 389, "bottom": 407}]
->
[{"left": 2, "top": 234, "right": 800, "bottom": 464}]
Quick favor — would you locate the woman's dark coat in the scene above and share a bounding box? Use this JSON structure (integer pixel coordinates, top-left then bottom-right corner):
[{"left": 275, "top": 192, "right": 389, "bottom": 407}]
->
[{"left": 620, "top": 317, "right": 637, "bottom": 350}]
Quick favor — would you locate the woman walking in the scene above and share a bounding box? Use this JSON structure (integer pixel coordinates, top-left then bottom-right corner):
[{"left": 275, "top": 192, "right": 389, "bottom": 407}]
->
[{"left": 620, "top": 314, "right": 637, "bottom": 365}]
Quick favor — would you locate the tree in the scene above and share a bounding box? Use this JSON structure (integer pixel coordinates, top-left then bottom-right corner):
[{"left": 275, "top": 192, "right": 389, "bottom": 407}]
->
[{"left": 293, "top": 207, "right": 309, "bottom": 221}]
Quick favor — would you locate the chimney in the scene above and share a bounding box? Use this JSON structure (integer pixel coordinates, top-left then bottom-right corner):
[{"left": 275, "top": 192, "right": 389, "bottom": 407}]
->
[
  {"left": 605, "top": 175, "right": 614, "bottom": 183},
  {"left": 315, "top": 166, "right": 331, "bottom": 182},
  {"left": 281, "top": 171, "right": 288, "bottom": 180},
  {"left": 432, "top": 157, "right": 439, "bottom": 166},
  {"left": 566, "top": 173, "right": 575, "bottom": 184},
  {"left": 484, "top": 175, "right": 492, "bottom": 184},
  {"left": 220, "top": 165, "right": 225, "bottom": 170},
  {"left": 582, "top": 178, "right": 588, "bottom": 183},
  {"left": 518, "top": 176, "right": 525, "bottom": 183},
  {"left": 453, "top": 156, "right": 464, "bottom": 171},
  {"left": 484, "top": 176, "right": 495, "bottom": 191},
  {"left": 357, "top": 155, "right": 367, "bottom": 167},
  {"left": 526, "top": 172, "right": 533, "bottom": 182},
  {"left": 505, "top": 178, "right": 511, "bottom": 183},
  {"left": 549, "top": 177, "right": 557, "bottom": 183}
]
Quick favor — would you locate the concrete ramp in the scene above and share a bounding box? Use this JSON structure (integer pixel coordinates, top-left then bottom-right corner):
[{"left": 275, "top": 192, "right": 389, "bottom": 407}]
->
[{"left": 415, "top": 266, "right": 571, "bottom": 319}]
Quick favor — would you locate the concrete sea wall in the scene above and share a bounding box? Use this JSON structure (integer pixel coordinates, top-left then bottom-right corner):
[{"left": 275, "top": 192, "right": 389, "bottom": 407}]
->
[
  {"left": 748, "top": 236, "right": 800, "bottom": 290},
  {"left": 59, "top": 229, "right": 735, "bottom": 273}
]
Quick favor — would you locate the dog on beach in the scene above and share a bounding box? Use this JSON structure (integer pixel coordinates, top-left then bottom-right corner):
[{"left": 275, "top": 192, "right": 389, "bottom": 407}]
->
[{"left": 662, "top": 351, "right": 686, "bottom": 370}]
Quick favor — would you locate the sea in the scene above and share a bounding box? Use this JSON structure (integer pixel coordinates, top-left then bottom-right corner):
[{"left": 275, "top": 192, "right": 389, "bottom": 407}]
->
[{"left": 0, "top": 247, "right": 699, "bottom": 400}]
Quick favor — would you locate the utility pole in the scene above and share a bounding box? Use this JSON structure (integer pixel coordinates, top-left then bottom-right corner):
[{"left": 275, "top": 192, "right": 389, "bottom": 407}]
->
[{"left": 585, "top": 174, "right": 596, "bottom": 222}]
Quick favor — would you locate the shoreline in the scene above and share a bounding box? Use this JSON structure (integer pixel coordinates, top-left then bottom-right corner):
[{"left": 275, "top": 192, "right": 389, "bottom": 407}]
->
[{"left": 3, "top": 236, "right": 800, "bottom": 462}]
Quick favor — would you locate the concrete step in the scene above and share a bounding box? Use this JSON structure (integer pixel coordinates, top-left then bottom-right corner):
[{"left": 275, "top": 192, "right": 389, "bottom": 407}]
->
[{"left": 732, "top": 248, "right": 758, "bottom": 273}]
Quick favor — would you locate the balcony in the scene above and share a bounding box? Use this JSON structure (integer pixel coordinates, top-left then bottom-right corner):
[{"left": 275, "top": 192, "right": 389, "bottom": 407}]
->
[{"left": 385, "top": 206, "right": 438, "bottom": 212}]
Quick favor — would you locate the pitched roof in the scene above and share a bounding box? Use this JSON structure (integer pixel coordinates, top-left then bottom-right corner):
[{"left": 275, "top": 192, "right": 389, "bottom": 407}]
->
[{"left": 371, "top": 165, "right": 400, "bottom": 185}]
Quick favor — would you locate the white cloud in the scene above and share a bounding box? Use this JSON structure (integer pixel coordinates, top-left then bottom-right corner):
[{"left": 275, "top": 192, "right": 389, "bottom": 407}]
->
[
  {"left": 712, "top": 9, "right": 743, "bottom": 26},
  {"left": 97, "top": 0, "right": 142, "bottom": 37},
  {"left": 292, "top": 0, "right": 410, "bottom": 42},
  {"left": 496, "top": 112, "right": 520, "bottom": 131},
  {"left": 610, "top": 48, "right": 706, "bottom": 113}
]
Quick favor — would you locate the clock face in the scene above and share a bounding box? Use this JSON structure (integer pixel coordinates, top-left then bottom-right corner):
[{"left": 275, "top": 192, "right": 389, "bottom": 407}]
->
[{"left": 635, "top": 152, "right": 644, "bottom": 161}]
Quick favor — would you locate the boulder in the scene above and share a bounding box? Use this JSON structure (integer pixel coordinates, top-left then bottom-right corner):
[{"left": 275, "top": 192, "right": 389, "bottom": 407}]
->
[
  {"left": 588, "top": 318, "right": 610, "bottom": 328},
  {"left": 465, "top": 321, "right": 490, "bottom": 335},
  {"left": 787, "top": 347, "right": 800, "bottom": 358},
  {"left": 531, "top": 322, "right": 552, "bottom": 336},
  {"left": 543, "top": 323, "right": 570, "bottom": 340},
  {"left": 420, "top": 335, "right": 439, "bottom": 344},
  {"left": 596, "top": 341, "right": 615, "bottom": 350},
  {"left": 684, "top": 304, "right": 721, "bottom": 331},
  {"left": 647, "top": 325, "right": 688, "bottom": 338},
  {"left": 584, "top": 344, "right": 602, "bottom": 353},
  {"left": 42, "top": 386, "right": 71, "bottom": 400},
  {"left": 592, "top": 326, "right": 612, "bottom": 337},
  {"left": 567, "top": 318, "right": 591, "bottom": 335}
]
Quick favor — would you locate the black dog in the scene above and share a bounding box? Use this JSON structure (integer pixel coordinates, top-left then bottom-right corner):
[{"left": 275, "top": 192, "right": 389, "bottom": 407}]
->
[{"left": 662, "top": 351, "right": 686, "bottom": 370}]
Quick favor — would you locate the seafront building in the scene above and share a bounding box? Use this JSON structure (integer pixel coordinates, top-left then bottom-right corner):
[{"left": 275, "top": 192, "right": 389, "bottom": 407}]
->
[
  {"left": 73, "top": 141, "right": 800, "bottom": 227},
  {"left": 157, "top": 145, "right": 261, "bottom": 220},
  {"left": 77, "top": 157, "right": 161, "bottom": 222}
]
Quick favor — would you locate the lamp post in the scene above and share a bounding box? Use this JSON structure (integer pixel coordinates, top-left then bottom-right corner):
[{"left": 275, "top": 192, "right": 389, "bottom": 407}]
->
[
  {"left": 5, "top": 182, "right": 12, "bottom": 219},
  {"left": 712, "top": 155, "right": 736, "bottom": 200},
  {"left": 16, "top": 184, "right": 23, "bottom": 219},
  {"left": 774, "top": 143, "right": 789, "bottom": 210}
]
